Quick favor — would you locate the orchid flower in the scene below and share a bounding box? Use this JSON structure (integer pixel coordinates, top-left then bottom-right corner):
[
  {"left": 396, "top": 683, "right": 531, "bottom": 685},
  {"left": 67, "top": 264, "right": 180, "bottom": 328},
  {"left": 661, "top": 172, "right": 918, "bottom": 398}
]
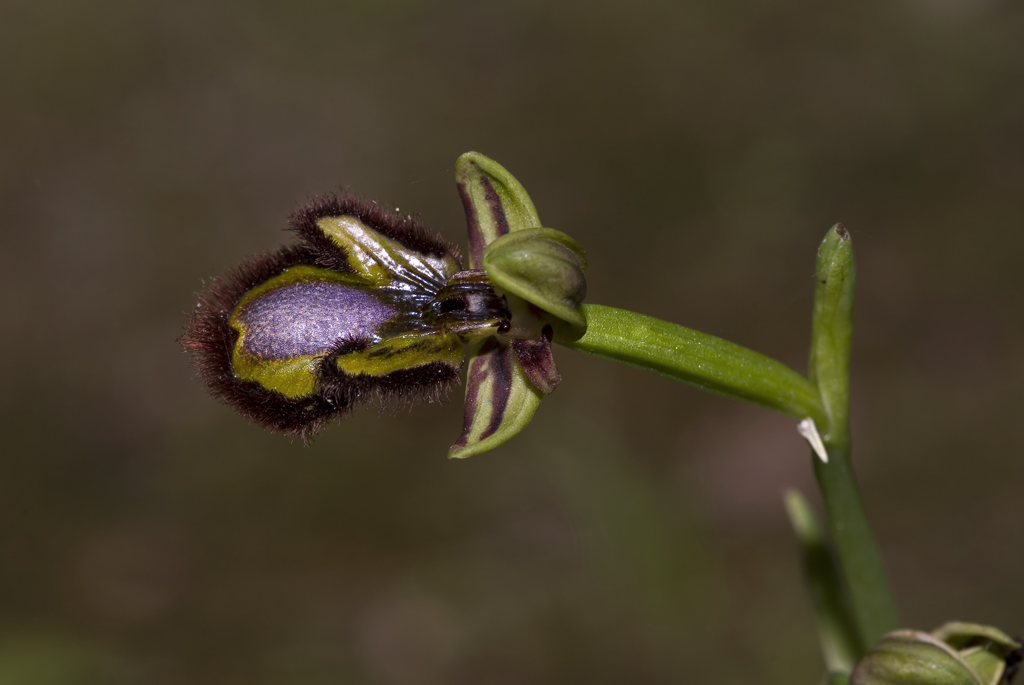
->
[{"left": 181, "top": 151, "right": 585, "bottom": 458}]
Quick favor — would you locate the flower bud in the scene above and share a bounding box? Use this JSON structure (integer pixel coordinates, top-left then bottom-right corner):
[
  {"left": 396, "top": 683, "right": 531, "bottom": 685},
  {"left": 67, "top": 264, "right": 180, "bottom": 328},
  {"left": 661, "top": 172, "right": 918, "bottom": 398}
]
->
[
  {"left": 933, "top": 623, "right": 1022, "bottom": 685},
  {"left": 850, "top": 625, "right": 1021, "bottom": 685}
]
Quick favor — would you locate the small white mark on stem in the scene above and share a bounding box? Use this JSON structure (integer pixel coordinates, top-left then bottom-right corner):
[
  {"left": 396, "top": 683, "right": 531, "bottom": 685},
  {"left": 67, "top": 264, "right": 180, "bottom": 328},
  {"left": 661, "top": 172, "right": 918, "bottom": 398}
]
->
[{"left": 797, "top": 418, "right": 829, "bottom": 463}]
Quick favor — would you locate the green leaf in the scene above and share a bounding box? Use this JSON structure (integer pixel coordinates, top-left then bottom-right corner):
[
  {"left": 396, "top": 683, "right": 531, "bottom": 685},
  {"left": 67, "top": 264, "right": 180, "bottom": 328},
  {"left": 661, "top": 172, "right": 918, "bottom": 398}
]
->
[
  {"left": 785, "top": 490, "right": 863, "bottom": 672},
  {"left": 455, "top": 151, "right": 541, "bottom": 268},
  {"left": 449, "top": 338, "right": 543, "bottom": 459}
]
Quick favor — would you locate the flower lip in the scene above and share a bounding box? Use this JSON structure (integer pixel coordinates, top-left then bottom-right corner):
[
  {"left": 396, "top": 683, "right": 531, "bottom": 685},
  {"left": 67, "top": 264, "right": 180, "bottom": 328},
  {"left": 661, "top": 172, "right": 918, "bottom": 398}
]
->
[
  {"left": 237, "top": 279, "right": 397, "bottom": 359},
  {"left": 182, "top": 193, "right": 469, "bottom": 441},
  {"left": 180, "top": 245, "right": 347, "bottom": 439}
]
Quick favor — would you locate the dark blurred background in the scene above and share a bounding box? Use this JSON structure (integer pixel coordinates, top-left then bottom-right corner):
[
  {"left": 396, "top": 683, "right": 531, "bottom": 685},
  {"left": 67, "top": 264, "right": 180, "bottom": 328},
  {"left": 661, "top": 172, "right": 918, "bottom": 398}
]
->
[{"left": 1, "top": 0, "right": 1022, "bottom": 682}]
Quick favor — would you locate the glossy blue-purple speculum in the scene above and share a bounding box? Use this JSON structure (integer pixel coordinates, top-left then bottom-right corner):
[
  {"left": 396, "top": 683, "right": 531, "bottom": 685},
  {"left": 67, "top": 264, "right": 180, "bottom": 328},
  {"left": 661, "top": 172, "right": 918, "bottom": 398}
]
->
[
  {"left": 237, "top": 281, "right": 396, "bottom": 359},
  {"left": 180, "top": 194, "right": 511, "bottom": 439}
]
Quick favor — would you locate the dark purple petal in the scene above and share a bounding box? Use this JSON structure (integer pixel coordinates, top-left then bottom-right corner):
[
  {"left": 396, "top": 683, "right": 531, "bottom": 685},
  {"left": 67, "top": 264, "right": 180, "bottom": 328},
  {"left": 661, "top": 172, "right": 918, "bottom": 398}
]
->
[{"left": 510, "top": 331, "right": 561, "bottom": 394}]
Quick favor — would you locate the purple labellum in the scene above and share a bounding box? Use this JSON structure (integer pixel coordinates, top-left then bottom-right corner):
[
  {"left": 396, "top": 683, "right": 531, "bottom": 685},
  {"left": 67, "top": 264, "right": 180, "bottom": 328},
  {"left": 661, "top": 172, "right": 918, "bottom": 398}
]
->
[{"left": 238, "top": 281, "right": 396, "bottom": 359}]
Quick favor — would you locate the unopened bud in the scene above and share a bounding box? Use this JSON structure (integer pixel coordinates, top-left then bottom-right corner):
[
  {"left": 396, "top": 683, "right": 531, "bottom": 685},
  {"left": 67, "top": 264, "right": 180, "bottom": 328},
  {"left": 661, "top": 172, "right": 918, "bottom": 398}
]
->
[{"left": 851, "top": 624, "right": 1021, "bottom": 685}]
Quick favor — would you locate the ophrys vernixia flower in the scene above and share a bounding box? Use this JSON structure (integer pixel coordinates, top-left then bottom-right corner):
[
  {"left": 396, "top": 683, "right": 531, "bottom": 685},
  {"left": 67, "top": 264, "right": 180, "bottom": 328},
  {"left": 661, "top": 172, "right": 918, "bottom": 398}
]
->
[{"left": 181, "top": 152, "right": 586, "bottom": 457}]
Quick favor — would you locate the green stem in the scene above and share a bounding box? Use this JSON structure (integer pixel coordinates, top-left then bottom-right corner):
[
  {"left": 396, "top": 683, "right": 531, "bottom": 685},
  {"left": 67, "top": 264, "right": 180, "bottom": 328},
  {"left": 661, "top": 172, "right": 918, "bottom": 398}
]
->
[
  {"left": 813, "top": 445, "right": 898, "bottom": 649},
  {"left": 563, "top": 304, "right": 827, "bottom": 427},
  {"left": 784, "top": 490, "right": 862, "bottom": 672}
]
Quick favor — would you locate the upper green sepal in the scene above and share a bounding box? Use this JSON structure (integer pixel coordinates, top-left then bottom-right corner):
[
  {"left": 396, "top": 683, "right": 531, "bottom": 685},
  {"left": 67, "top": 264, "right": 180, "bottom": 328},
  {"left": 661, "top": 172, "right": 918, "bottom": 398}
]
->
[
  {"left": 483, "top": 227, "right": 588, "bottom": 342},
  {"left": 456, "top": 151, "right": 542, "bottom": 268}
]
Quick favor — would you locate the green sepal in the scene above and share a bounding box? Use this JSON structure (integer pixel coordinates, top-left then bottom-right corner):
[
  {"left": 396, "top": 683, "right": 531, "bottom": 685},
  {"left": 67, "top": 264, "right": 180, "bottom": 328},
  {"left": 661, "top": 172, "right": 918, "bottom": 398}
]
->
[
  {"left": 448, "top": 338, "right": 542, "bottom": 459},
  {"left": 483, "top": 227, "right": 588, "bottom": 342},
  {"left": 455, "top": 151, "right": 542, "bottom": 269},
  {"left": 932, "top": 623, "right": 1020, "bottom": 654},
  {"left": 960, "top": 649, "right": 1009, "bottom": 685}
]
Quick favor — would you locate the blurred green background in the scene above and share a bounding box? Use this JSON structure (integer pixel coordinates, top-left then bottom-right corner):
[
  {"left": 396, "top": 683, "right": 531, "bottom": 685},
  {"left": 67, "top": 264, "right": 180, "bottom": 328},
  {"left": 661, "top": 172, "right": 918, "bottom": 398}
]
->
[{"left": 1, "top": 0, "right": 1022, "bottom": 682}]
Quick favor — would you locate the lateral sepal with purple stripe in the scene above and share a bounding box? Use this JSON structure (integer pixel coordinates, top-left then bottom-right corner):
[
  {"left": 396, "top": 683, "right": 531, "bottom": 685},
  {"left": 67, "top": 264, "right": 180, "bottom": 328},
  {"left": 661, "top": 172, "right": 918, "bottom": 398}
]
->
[
  {"left": 449, "top": 339, "right": 543, "bottom": 459},
  {"left": 456, "top": 151, "right": 542, "bottom": 268}
]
